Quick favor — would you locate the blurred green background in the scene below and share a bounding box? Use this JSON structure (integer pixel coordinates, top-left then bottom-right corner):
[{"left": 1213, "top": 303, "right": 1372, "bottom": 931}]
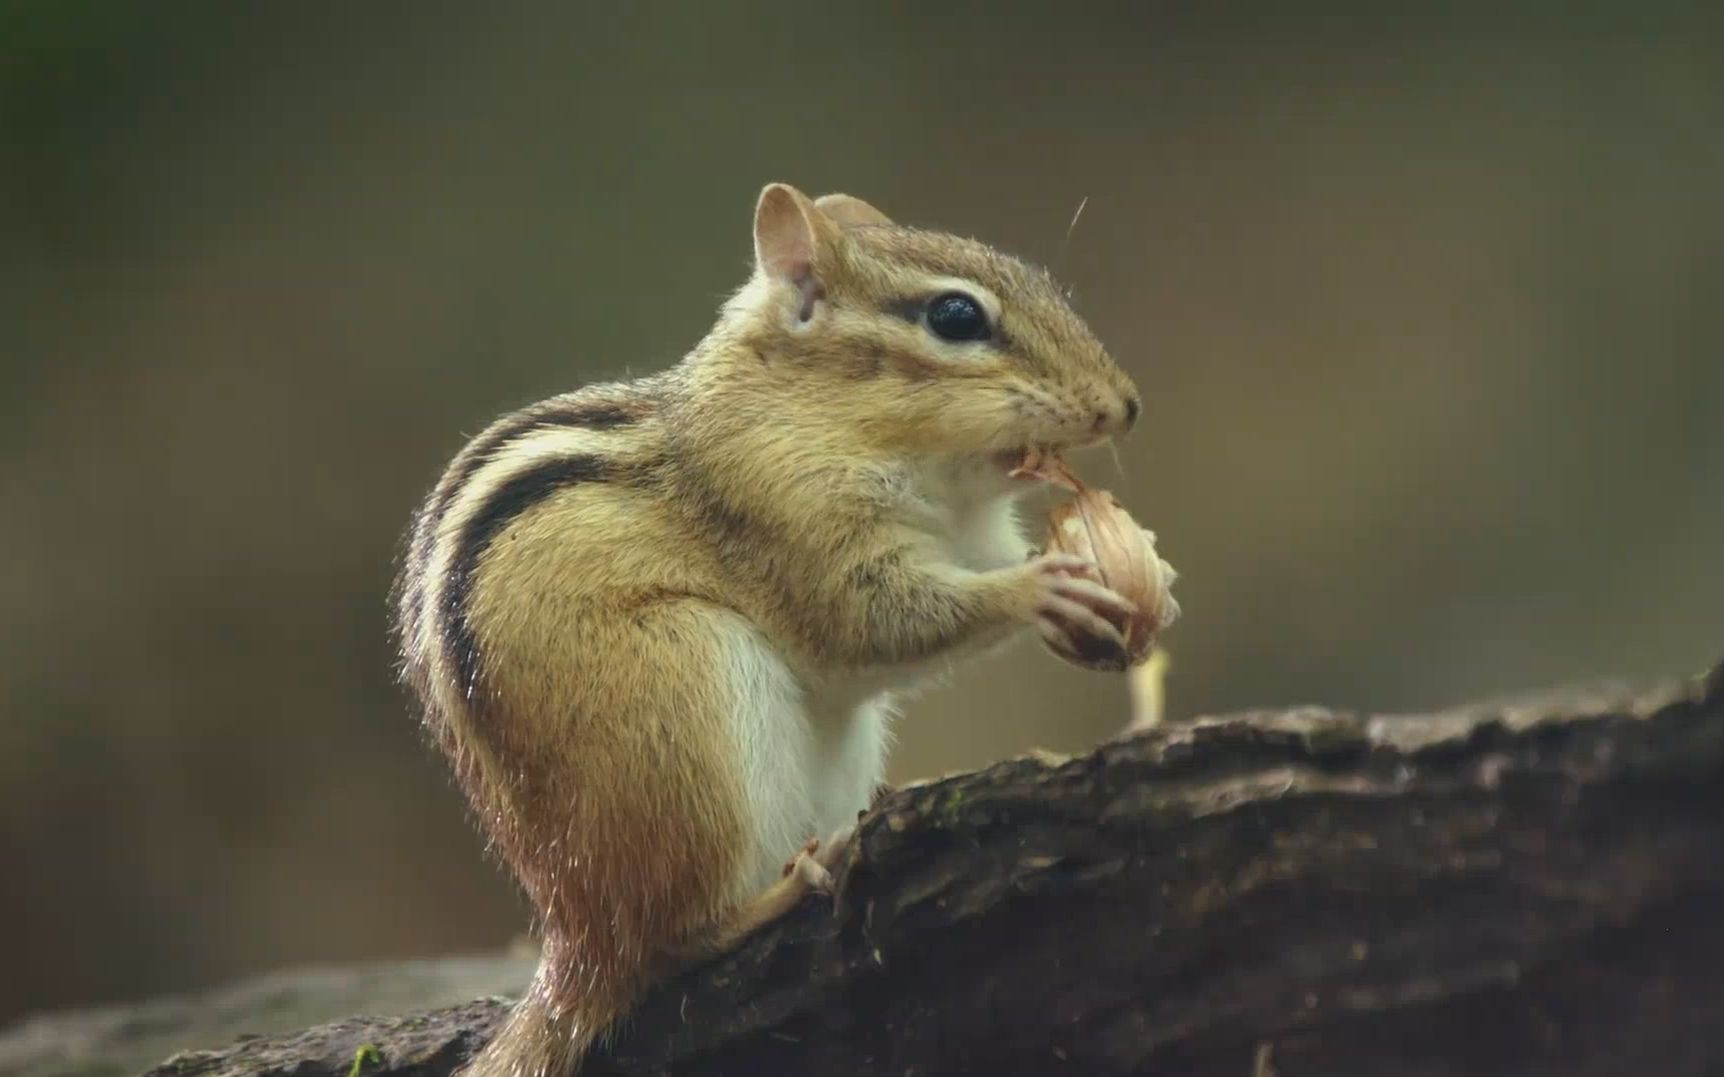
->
[{"left": 2, "top": 3, "right": 1720, "bottom": 1025}]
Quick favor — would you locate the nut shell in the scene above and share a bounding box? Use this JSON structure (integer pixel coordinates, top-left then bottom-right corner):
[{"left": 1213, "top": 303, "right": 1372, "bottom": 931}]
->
[{"left": 1042, "top": 488, "right": 1180, "bottom": 670}]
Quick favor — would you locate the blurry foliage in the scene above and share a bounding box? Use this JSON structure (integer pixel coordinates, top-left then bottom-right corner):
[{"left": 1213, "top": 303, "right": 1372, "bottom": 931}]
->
[{"left": 1, "top": 3, "right": 1720, "bottom": 1023}]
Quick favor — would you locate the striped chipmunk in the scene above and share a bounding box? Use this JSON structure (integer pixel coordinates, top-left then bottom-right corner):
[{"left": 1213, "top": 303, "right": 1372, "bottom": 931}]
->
[{"left": 393, "top": 182, "right": 1144, "bottom": 1075}]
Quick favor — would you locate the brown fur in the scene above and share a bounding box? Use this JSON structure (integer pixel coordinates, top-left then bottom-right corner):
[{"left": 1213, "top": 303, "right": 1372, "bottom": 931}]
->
[{"left": 393, "top": 183, "right": 1142, "bottom": 1074}]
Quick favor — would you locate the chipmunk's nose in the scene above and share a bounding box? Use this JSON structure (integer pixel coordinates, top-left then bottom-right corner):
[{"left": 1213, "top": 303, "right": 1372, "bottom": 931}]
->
[{"left": 1096, "top": 394, "right": 1141, "bottom": 436}]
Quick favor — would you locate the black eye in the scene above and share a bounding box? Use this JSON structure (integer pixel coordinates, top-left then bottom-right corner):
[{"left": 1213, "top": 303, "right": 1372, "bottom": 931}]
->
[{"left": 924, "top": 292, "right": 991, "bottom": 343}]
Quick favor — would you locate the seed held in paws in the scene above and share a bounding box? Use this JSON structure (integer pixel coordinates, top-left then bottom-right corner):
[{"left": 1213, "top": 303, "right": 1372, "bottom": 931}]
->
[{"left": 1019, "top": 448, "right": 1181, "bottom": 671}]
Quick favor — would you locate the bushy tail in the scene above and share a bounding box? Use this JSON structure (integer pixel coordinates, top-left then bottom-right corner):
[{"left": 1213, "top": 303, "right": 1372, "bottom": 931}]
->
[{"left": 461, "top": 955, "right": 619, "bottom": 1077}]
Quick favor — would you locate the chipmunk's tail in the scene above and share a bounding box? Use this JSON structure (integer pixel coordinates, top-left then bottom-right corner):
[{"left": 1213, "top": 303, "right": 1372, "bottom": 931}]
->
[{"left": 459, "top": 948, "right": 627, "bottom": 1077}]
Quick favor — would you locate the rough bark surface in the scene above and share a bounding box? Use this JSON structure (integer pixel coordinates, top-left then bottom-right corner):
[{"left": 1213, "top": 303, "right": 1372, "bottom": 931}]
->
[{"left": 8, "top": 659, "right": 1723, "bottom": 1077}]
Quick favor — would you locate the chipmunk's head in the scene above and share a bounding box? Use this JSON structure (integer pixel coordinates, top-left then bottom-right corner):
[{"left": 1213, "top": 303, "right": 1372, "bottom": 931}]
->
[{"left": 723, "top": 182, "right": 1140, "bottom": 475}]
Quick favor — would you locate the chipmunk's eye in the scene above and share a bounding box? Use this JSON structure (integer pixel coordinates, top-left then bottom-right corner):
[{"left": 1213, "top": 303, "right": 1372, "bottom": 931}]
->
[{"left": 924, "top": 292, "right": 991, "bottom": 343}]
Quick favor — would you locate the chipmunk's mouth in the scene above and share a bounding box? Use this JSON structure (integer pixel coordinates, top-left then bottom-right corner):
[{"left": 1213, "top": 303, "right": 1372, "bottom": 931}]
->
[
  {"left": 999, "top": 446, "right": 1084, "bottom": 490},
  {"left": 996, "top": 447, "right": 1047, "bottom": 478},
  {"left": 997, "top": 448, "right": 1035, "bottom": 476}
]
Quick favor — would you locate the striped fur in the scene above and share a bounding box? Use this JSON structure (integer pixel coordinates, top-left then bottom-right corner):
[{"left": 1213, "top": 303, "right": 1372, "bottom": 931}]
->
[
  {"left": 440, "top": 452, "right": 609, "bottom": 695},
  {"left": 398, "top": 389, "right": 654, "bottom": 637}
]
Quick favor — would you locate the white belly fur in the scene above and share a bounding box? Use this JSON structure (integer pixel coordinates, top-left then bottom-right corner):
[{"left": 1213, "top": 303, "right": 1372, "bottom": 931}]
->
[{"left": 719, "top": 619, "right": 892, "bottom": 895}]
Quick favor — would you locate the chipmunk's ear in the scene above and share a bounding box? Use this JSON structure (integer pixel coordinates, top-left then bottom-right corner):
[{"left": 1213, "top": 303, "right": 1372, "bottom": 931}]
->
[
  {"left": 815, "top": 193, "right": 894, "bottom": 228},
  {"left": 753, "top": 183, "right": 841, "bottom": 285}
]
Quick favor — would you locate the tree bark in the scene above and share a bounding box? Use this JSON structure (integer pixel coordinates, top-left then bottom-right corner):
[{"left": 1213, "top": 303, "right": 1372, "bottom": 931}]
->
[{"left": 13, "top": 659, "right": 1724, "bottom": 1077}]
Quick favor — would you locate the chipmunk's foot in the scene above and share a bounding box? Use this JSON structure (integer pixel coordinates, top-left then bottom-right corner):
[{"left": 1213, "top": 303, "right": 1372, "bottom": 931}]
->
[{"left": 782, "top": 836, "right": 833, "bottom": 893}]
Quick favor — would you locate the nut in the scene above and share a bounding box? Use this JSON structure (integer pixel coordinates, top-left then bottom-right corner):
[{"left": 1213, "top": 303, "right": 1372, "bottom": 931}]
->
[{"left": 1018, "top": 448, "right": 1180, "bottom": 671}]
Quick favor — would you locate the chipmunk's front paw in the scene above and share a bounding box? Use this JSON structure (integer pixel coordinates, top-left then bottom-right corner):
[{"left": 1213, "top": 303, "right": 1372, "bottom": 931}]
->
[{"left": 1020, "top": 554, "right": 1138, "bottom": 669}]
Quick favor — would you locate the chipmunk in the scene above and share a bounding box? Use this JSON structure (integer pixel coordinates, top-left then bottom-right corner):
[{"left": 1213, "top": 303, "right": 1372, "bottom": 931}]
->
[{"left": 393, "top": 182, "right": 1143, "bottom": 1075}]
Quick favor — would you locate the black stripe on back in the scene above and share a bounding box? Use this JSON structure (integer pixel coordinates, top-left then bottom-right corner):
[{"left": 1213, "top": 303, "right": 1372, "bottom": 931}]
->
[
  {"left": 403, "top": 398, "right": 643, "bottom": 634},
  {"left": 429, "top": 400, "right": 640, "bottom": 541},
  {"left": 441, "top": 453, "right": 609, "bottom": 698}
]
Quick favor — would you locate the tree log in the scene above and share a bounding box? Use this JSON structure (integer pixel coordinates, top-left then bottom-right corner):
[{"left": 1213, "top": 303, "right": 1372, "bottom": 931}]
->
[{"left": 11, "top": 659, "right": 1724, "bottom": 1076}]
